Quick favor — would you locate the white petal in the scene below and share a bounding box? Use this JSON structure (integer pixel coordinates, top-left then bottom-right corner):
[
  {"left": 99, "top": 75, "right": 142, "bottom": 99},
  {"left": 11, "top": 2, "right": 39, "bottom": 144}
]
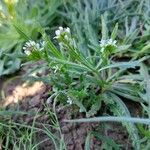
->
[
  {"left": 36, "top": 43, "right": 40, "bottom": 49},
  {"left": 31, "top": 41, "right": 36, "bottom": 46},
  {"left": 100, "top": 39, "right": 105, "bottom": 45},
  {"left": 23, "top": 46, "right": 26, "bottom": 50},
  {"left": 55, "top": 30, "right": 61, "bottom": 36},
  {"left": 100, "top": 40, "right": 106, "bottom": 47},
  {"left": 41, "top": 41, "right": 45, "bottom": 47},
  {"left": 107, "top": 39, "right": 112, "bottom": 45},
  {"left": 26, "top": 42, "right": 31, "bottom": 46},
  {"left": 67, "top": 98, "right": 72, "bottom": 104},
  {"left": 24, "top": 50, "right": 31, "bottom": 55},
  {"left": 65, "top": 27, "right": 70, "bottom": 33},
  {"left": 59, "top": 26, "right": 63, "bottom": 31},
  {"left": 53, "top": 36, "right": 58, "bottom": 39},
  {"left": 113, "top": 40, "right": 117, "bottom": 44},
  {"left": 109, "top": 39, "right": 113, "bottom": 43}
]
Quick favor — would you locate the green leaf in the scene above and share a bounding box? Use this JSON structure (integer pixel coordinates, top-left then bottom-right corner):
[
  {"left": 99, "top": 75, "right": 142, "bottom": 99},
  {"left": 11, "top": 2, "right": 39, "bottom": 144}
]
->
[
  {"left": 136, "top": 43, "right": 150, "bottom": 57},
  {"left": 111, "top": 83, "right": 142, "bottom": 102},
  {"left": 0, "top": 110, "right": 31, "bottom": 116},
  {"left": 116, "top": 44, "right": 131, "bottom": 52},
  {"left": 111, "top": 23, "right": 118, "bottom": 40},
  {"left": 85, "top": 132, "right": 92, "bottom": 150},
  {"left": 41, "top": 30, "right": 62, "bottom": 59},
  {"left": 101, "top": 14, "right": 108, "bottom": 40},
  {"left": 86, "top": 97, "right": 101, "bottom": 117},
  {"left": 49, "top": 56, "right": 91, "bottom": 72},
  {"left": 99, "top": 56, "right": 149, "bottom": 72},
  {"left": 28, "top": 50, "right": 43, "bottom": 61},
  {"left": 140, "top": 64, "right": 150, "bottom": 116},
  {"left": 90, "top": 132, "right": 120, "bottom": 150},
  {"left": 13, "top": 23, "right": 30, "bottom": 41},
  {"left": 73, "top": 98, "right": 87, "bottom": 113},
  {"left": 105, "top": 92, "right": 140, "bottom": 149},
  {"left": 137, "top": 124, "right": 150, "bottom": 138},
  {"left": 99, "top": 61, "right": 139, "bottom": 72},
  {"left": 64, "top": 116, "right": 150, "bottom": 125},
  {"left": 0, "top": 60, "right": 4, "bottom": 76}
]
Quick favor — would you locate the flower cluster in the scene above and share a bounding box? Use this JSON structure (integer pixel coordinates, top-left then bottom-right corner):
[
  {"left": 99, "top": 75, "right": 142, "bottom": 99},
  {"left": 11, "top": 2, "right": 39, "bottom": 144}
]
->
[
  {"left": 100, "top": 39, "right": 117, "bottom": 52},
  {"left": 23, "top": 40, "right": 45, "bottom": 55},
  {"left": 54, "top": 26, "right": 75, "bottom": 48},
  {"left": 54, "top": 26, "right": 71, "bottom": 40}
]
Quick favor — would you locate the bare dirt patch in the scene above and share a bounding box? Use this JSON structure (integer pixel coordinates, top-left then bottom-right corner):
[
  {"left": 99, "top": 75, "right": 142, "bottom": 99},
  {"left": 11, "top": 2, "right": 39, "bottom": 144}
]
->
[{"left": 0, "top": 75, "right": 134, "bottom": 149}]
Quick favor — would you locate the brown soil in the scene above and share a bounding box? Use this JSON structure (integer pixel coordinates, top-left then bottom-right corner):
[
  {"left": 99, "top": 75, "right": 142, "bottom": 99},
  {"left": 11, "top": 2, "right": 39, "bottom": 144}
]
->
[{"left": 0, "top": 68, "right": 135, "bottom": 150}]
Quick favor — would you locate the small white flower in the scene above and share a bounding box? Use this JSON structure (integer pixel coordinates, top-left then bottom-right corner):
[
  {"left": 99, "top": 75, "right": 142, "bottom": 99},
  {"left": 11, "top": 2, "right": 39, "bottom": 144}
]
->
[
  {"left": 24, "top": 50, "right": 31, "bottom": 55},
  {"left": 54, "top": 26, "right": 77, "bottom": 48},
  {"left": 67, "top": 96, "right": 73, "bottom": 105},
  {"left": 65, "top": 27, "right": 70, "bottom": 33},
  {"left": 54, "top": 26, "right": 71, "bottom": 39},
  {"left": 53, "top": 65, "right": 59, "bottom": 73},
  {"left": 113, "top": 40, "right": 117, "bottom": 44},
  {"left": 107, "top": 39, "right": 117, "bottom": 45},
  {"left": 108, "top": 39, "right": 112, "bottom": 44},
  {"left": 100, "top": 39, "right": 106, "bottom": 47},
  {"left": 99, "top": 38, "right": 117, "bottom": 52},
  {"left": 23, "top": 40, "right": 43, "bottom": 55},
  {"left": 55, "top": 30, "right": 61, "bottom": 37},
  {"left": 36, "top": 43, "right": 40, "bottom": 49},
  {"left": 59, "top": 26, "right": 63, "bottom": 31},
  {"left": 39, "top": 41, "right": 45, "bottom": 51}
]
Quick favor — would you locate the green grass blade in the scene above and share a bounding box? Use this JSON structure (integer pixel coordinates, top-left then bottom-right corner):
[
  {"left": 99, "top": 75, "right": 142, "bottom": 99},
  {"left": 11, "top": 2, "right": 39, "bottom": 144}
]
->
[
  {"left": 64, "top": 117, "right": 150, "bottom": 125},
  {"left": 111, "top": 23, "right": 118, "bottom": 40}
]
